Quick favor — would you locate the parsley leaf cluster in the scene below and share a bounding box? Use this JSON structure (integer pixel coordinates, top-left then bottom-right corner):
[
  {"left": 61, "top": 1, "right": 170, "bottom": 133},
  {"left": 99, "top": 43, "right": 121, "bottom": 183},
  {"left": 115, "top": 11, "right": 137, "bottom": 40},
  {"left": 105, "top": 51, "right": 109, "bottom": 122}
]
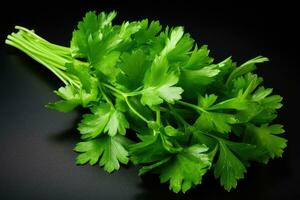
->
[{"left": 6, "top": 11, "right": 286, "bottom": 193}]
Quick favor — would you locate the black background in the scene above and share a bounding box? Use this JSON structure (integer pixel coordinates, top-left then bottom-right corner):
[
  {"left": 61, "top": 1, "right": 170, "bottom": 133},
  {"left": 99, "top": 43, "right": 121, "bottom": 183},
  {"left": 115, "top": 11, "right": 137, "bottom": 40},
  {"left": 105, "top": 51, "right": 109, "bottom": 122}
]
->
[{"left": 0, "top": 0, "right": 299, "bottom": 199}]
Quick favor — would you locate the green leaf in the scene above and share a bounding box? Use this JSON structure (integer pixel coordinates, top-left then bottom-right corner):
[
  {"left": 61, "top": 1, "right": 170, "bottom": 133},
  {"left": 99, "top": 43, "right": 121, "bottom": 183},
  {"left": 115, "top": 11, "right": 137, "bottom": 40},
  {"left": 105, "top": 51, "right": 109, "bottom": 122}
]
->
[
  {"left": 74, "top": 135, "right": 131, "bottom": 173},
  {"left": 226, "top": 56, "right": 268, "bottom": 85},
  {"left": 116, "top": 50, "right": 149, "bottom": 91},
  {"left": 78, "top": 103, "right": 129, "bottom": 139},
  {"left": 244, "top": 124, "right": 287, "bottom": 161},
  {"left": 251, "top": 86, "right": 273, "bottom": 101},
  {"left": 214, "top": 140, "right": 247, "bottom": 191},
  {"left": 159, "top": 144, "right": 211, "bottom": 193},
  {"left": 65, "top": 62, "right": 91, "bottom": 91},
  {"left": 134, "top": 19, "right": 162, "bottom": 45},
  {"left": 71, "top": 11, "right": 117, "bottom": 58},
  {"left": 47, "top": 99, "right": 80, "bottom": 112},
  {"left": 180, "top": 64, "right": 220, "bottom": 86},
  {"left": 161, "top": 26, "right": 184, "bottom": 56},
  {"left": 94, "top": 51, "right": 121, "bottom": 82},
  {"left": 129, "top": 130, "right": 170, "bottom": 164},
  {"left": 230, "top": 73, "right": 263, "bottom": 98},
  {"left": 198, "top": 94, "right": 218, "bottom": 109},
  {"left": 209, "top": 95, "right": 254, "bottom": 111},
  {"left": 164, "top": 125, "right": 184, "bottom": 137},
  {"left": 105, "top": 109, "right": 129, "bottom": 136},
  {"left": 194, "top": 94, "right": 245, "bottom": 134},
  {"left": 179, "top": 58, "right": 230, "bottom": 99},
  {"left": 195, "top": 112, "right": 237, "bottom": 134},
  {"left": 78, "top": 104, "right": 112, "bottom": 139},
  {"left": 47, "top": 82, "right": 98, "bottom": 112},
  {"left": 46, "top": 100, "right": 79, "bottom": 112},
  {"left": 167, "top": 33, "right": 194, "bottom": 62},
  {"left": 250, "top": 87, "right": 283, "bottom": 124},
  {"left": 140, "top": 144, "right": 211, "bottom": 193},
  {"left": 47, "top": 85, "right": 81, "bottom": 112},
  {"left": 141, "top": 56, "right": 183, "bottom": 106},
  {"left": 224, "top": 140, "right": 268, "bottom": 165},
  {"left": 141, "top": 27, "right": 186, "bottom": 105},
  {"left": 183, "top": 45, "right": 213, "bottom": 70}
]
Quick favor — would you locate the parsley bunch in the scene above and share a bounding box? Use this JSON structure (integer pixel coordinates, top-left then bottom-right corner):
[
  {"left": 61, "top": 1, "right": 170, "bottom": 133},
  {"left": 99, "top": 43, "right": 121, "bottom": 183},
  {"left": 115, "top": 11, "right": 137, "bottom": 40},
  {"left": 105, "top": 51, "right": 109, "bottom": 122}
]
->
[{"left": 5, "top": 11, "right": 286, "bottom": 193}]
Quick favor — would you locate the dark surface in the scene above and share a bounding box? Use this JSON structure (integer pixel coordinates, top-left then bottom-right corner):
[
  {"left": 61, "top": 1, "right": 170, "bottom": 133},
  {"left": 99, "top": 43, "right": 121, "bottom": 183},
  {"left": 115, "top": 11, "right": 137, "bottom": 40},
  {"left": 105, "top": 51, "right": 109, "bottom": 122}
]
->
[{"left": 0, "top": 1, "right": 298, "bottom": 199}]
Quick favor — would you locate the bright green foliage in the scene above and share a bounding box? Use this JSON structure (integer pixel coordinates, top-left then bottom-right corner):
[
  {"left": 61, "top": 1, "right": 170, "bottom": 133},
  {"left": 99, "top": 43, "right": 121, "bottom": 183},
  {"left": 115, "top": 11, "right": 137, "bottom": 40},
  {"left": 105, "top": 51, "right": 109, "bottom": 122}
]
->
[
  {"left": 74, "top": 135, "right": 131, "bottom": 173},
  {"left": 116, "top": 50, "right": 149, "bottom": 91},
  {"left": 244, "top": 124, "right": 287, "bottom": 160},
  {"left": 6, "top": 10, "right": 286, "bottom": 193},
  {"left": 139, "top": 144, "right": 211, "bottom": 193},
  {"left": 214, "top": 140, "right": 247, "bottom": 191},
  {"left": 78, "top": 103, "right": 129, "bottom": 139}
]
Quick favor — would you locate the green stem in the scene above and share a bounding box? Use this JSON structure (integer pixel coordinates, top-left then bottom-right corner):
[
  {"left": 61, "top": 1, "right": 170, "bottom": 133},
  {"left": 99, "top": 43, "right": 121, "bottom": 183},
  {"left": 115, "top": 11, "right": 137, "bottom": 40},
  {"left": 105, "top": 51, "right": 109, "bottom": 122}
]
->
[
  {"left": 202, "top": 131, "right": 227, "bottom": 141},
  {"left": 6, "top": 29, "right": 81, "bottom": 88},
  {"left": 156, "top": 110, "right": 161, "bottom": 125},
  {"left": 22, "top": 34, "right": 71, "bottom": 59},
  {"left": 177, "top": 100, "right": 207, "bottom": 113},
  {"left": 15, "top": 26, "right": 70, "bottom": 53},
  {"left": 124, "top": 97, "right": 150, "bottom": 123},
  {"left": 102, "top": 83, "right": 142, "bottom": 97},
  {"left": 9, "top": 33, "right": 71, "bottom": 68},
  {"left": 6, "top": 39, "right": 69, "bottom": 85},
  {"left": 102, "top": 83, "right": 149, "bottom": 123},
  {"left": 7, "top": 35, "right": 66, "bottom": 70},
  {"left": 99, "top": 85, "right": 114, "bottom": 107},
  {"left": 19, "top": 32, "right": 70, "bottom": 56},
  {"left": 167, "top": 104, "right": 190, "bottom": 127}
]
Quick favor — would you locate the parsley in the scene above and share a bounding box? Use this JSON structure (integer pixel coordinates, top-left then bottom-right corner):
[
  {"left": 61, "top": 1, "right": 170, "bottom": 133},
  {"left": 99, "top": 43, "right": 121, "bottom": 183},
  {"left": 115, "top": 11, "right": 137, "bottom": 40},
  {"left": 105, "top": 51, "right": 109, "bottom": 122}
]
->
[{"left": 5, "top": 11, "right": 286, "bottom": 193}]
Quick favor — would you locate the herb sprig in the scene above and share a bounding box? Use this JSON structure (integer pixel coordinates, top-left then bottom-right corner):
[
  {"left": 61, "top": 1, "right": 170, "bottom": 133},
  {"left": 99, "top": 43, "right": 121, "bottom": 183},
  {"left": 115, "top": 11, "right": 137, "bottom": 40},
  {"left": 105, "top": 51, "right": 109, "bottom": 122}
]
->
[{"left": 5, "top": 11, "right": 286, "bottom": 193}]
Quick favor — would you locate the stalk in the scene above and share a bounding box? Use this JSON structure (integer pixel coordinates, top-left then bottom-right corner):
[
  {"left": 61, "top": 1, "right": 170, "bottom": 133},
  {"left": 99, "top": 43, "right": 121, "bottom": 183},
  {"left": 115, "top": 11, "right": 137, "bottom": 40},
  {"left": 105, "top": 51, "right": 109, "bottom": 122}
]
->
[
  {"left": 5, "top": 26, "right": 151, "bottom": 123},
  {"left": 5, "top": 26, "right": 80, "bottom": 88}
]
